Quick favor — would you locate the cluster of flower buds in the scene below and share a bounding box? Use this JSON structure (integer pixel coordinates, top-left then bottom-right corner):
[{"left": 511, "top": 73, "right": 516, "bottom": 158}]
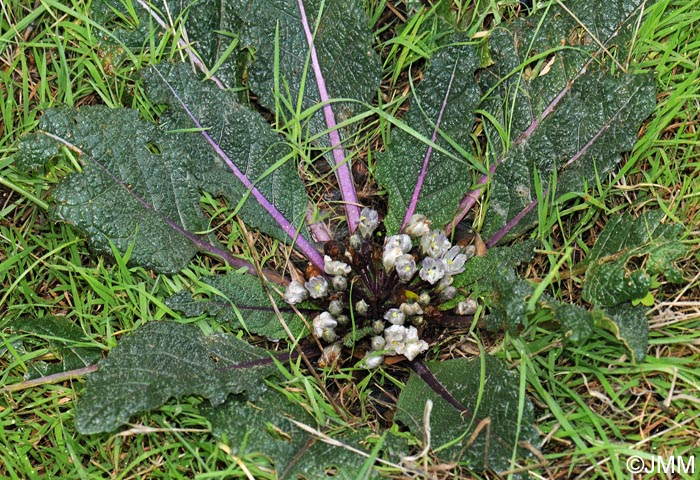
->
[{"left": 284, "top": 208, "right": 476, "bottom": 369}]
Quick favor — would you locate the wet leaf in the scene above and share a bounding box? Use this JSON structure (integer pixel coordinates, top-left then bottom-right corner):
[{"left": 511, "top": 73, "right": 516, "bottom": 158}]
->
[
  {"left": 395, "top": 356, "right": 538, "bottom": 473},
  {"left": 376, "top": 42, "right": 481, "bottom": 234},
  {"left": 167, "top": 271, "right": 310, "bottom": 340},
  {"left": 10, "top": 317, "right": 102, "bottom": 380},
  {"left": 76, "top": 321, "right": 279, "bottom": 434},
  {"left": 203, "top": 390, "right": 381, "bottom": 479}
]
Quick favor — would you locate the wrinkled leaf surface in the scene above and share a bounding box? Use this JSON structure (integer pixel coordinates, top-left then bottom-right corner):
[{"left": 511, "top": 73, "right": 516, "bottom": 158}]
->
[
  {"left": 76, "top": 321, "right": 278, "bottom": 433},
  {"left": 376, "top": 43, "right": 481, "bottom": 234},
  {"left": 167, "top": 271, "right": 309, "bottom": 339},
  {"left": 395, "top": 356, "right": 538, "bottom": 473},
  {"left": 203, "top": 390, "right": 381, "bottom": 479}
]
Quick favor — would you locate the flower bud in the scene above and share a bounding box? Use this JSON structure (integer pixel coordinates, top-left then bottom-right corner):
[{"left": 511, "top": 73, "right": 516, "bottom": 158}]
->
[
  {"left": 324, "top": 255, "right": 352, "bottom": 276},
  {"left": 332, "top": 275, "right": 347, "bottom": 291},
  {"left": 364, "top": 353, "right": 384, "bottom": 369},
  {"left": 358, "top": 207, "right": 379, "bottom": 239},
  {"left": 355, "top": 299, "right": 369, "bottom": 316},
  {"left": 284, "top": 281, "right": 308, "bottom": 304},
  {"left": 456, "top": 299, "right": 478, "bottom": 315},
  {"left": 404, "top": 214, "right": 431, "bottom": 238},
  {"left": 328, "top": 299, "right": 344, "bottom": 317}
]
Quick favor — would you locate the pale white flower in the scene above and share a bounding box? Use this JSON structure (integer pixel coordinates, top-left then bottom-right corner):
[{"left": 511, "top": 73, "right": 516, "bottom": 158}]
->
[
  {"left": 395, "top": 254, "right": 417, "bottom": 282},
  {"left": 284, "top": 281, "right": 308, "bottom": 304},
  {"left": 364, "top": 353, "right": 384, "bottom": 369},
  {"left": 328, "top": 299, "right": 344, "bottom": 317},
  {"left": 384, "top": 308, "right": 405, "bottom": 325},
  {"left": 404, "top": 214, "right": 431, "bottom": 238},
  {"left": 305, "top": 275, "right": 329, "bottom": 299},
  {"left": 401, "top": 326, "right": 429, "bottom": 361},
  {"left": 355, "top": 299, "right": 369, "bottom": 315},
  {"left": 358, "top": 207, "right": 380, "bottom": 239},
  {"left": 403, "top": 338, "right": 429, "bottom": 361},
  {"left": 456, "top": 299, "right": 478, "bottom": 315},
  {"left": 313, "top": 312, "right": 337, "bottom": 337},
  {"left": 385, "top": 234, "right": 412, "bottom": 253},
  {"left": 324, "top": 255, "right": 351, "bottom": 276},
  {"left": 419, "top": 257, "right": 445, "bottom": 284},
  {"left": 371, "top": 335, "right": 386, "bottom": 351},
  {"left": 382, "top": 245, "right": 403, "bottom": 272},
  {"left": 420, "top": 230, "right": 451, "bottom": 258},
  {"left": 384, "top": 325, "right": 407, "bottom": 355},
  {"left": 332, "top": 275, "right": 347, "bottom": 291},
  {"left": 400, "top": 302, "right": 423, "bottom": 316},
  {"left": 442, "top": 246, "right": 468, "bottom": 275}
]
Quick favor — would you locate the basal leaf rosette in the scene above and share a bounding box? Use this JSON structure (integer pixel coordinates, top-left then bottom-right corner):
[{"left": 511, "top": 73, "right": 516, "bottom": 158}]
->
[{"left": 284, "top": 208, "right": 478, "bottom": 368}]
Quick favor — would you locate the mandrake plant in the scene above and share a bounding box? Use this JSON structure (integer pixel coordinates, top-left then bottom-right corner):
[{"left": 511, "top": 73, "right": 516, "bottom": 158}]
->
[{"left": 11, "top": 0, "right": 687, "bottom": 477}]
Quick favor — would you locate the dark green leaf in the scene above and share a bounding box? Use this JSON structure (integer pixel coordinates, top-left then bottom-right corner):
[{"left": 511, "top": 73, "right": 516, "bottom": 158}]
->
[
  {"left": 203, "top": 389, "right": 381, "bottom": 479},
  {"left": 597, "top": 304, "right": 649, "bottom": 362},
  {"left": 92, "top": 0, "right": 244, "bottom": 88},
  {"left": 376, "top": 43, "right": 481, "bottom": 234},
  {"left": 167, "top": 272, "right": 309, "bottom": 340},
  {"left": 76, "top": 321, "right": 279, "bottom": 434},
  {"left": 230, "top": 0, "right": 381, "bottom": 147},
  {"left": 15, "top": 64, "right": 311, "bottom": 273},
  {"left": 582, "top": 211, "right": 687, "bottom": 306},
  {"left": 395, "top": 356, "right": 538, "bottom": 473},
  {"left": 479, "top": 0, "right": 657, "bottom": 241},
  {"left": 10, "top": 317, "right": 102, "bottom": 380}
]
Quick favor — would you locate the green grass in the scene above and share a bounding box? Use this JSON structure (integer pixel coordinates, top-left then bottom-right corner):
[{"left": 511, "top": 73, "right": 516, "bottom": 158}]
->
[{"left": 2, "top": 0, "right": 700, "bottom": 478}]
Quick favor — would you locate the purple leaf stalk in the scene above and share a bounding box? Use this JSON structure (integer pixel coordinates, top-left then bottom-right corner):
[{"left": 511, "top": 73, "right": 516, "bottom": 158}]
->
[
  {"left": 296, "top": 0, "right": 361, "bottom": 233},
  {"left": 402, "top": 59, "right": 460, "bottom": 231},
  {"left": 152, "top": 68, "right": 325, "bottom": 270}
]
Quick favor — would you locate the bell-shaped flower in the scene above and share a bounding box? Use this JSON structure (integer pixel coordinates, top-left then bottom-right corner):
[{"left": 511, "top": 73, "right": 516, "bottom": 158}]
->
[
  {"left": 284, "top": 280, "right": 308, "bottom": 304},
  {"left": 324, "top": 255, "right": 351, "bottom": 276},
  {"left": 364, "top": 353, "right": 384, "bottom": 369},
  {"left": 313, "top": 312, "right": 337, "bottom": 337},
  {"left": 385, "top": 234, "right": 412, "bottom": 253},
  {"left": 332, "top": 275, "right": 347, "bottom": 291},
  {"left": 382, "top": 245, "right": 403, "bottom": 272},
  {"left": 402, "top": 326, "right": 429, "bottom": 361},
  {"left": 305, "top": 275, "right": 329, "bottom": 299},
  {"left": 384, "top": 325, "right": 407, "bottom": 355},
  {"left": 420, "top": 230, "right": 451, "bottom": 258},
  {"left": 358, "top": 207, "right": 380, "bottom": 239},
  {"left": 395, "top": 254, "right": 417, "bottom": 282},
  {"left": 384, "top": 308, "right": 405, "bottom": 325},
  {"left": 404, "top": 214, "right": 431, "bottom": 238},
  {"left": 442, "top": 246, "right": 468, "bottom": 275},
  {"left": 419, "top": 257, "right": 445, "bottom": 284}
]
